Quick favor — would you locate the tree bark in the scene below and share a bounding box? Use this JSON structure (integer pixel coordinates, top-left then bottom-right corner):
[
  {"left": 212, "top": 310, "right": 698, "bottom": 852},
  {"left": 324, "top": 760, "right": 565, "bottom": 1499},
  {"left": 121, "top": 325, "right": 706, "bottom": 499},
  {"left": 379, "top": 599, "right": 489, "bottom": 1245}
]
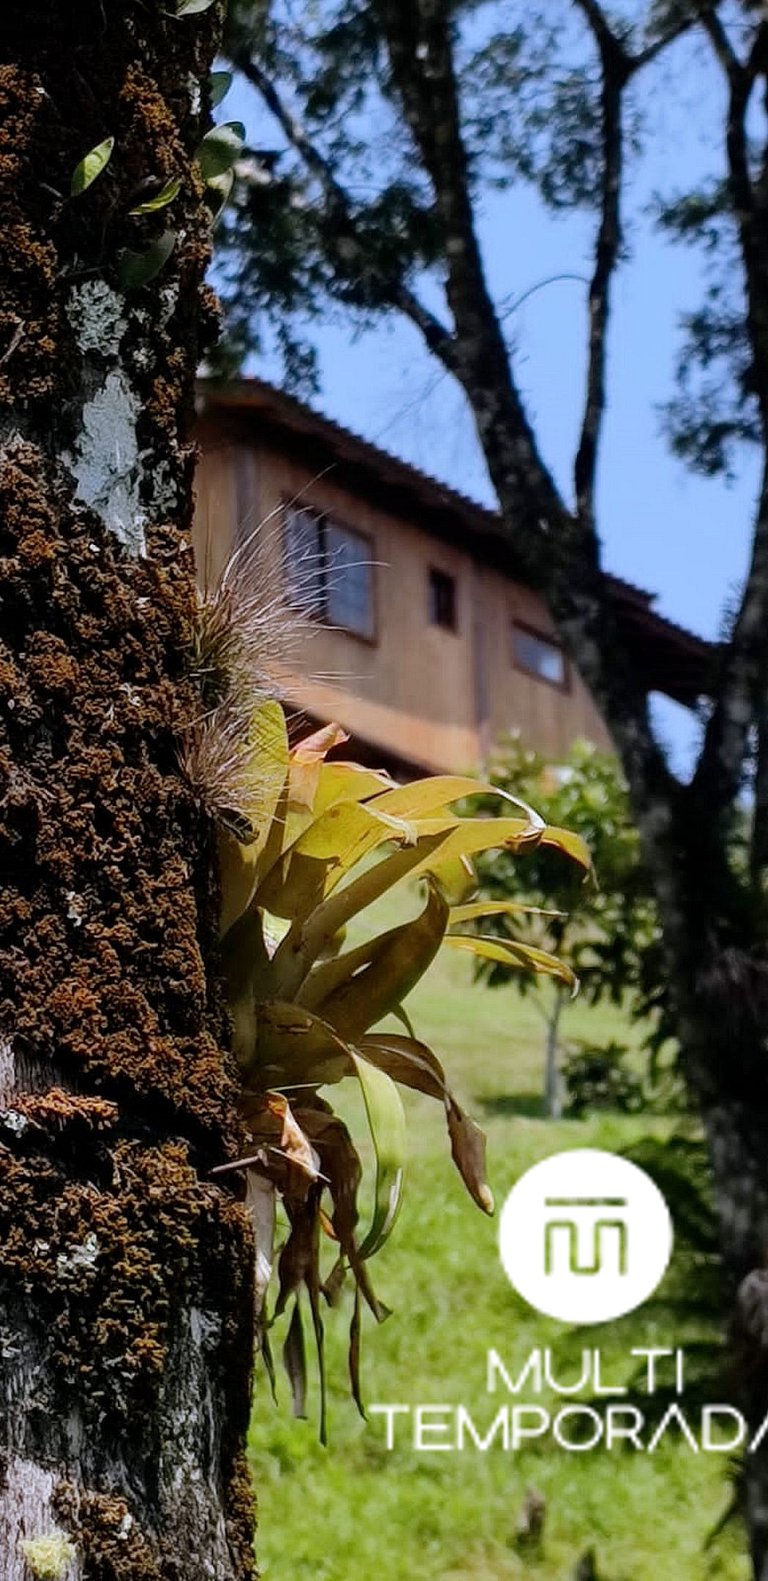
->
[
  {"left": 648, "top": 862, "right": 768, "bottom": 1576},
  {"left": 0, "top": 5, "right": 256, "bottom": 1578}
]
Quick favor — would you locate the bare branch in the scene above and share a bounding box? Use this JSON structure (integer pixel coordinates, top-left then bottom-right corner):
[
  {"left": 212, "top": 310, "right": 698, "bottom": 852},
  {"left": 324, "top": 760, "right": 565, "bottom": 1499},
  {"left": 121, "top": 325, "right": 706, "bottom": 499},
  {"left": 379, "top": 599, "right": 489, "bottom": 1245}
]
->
[
  {"left": 232, "top": 50, "right": 457, "bottom": 368},
  {"left": 552, "top": 0, "right": 693, "bottom": 523},
  {"left": 572, "top": 0, "right": 630, "bottom": 60},
  {"left": 631, "top": 15, "right": 697, "bottom": 71},
  {"left": 693, "top": 473, "right": 768, "bottom": 813},
  {"left": 572, "top": 4, "right": 629, "bottom": 525},
  {"left": 694, "top": 2, "right": 743, "bottom": 77},
  {"left": 575, "top": 0, "right": 695, "bottom": 73},
  {"left": 688, "top": 15, "right": 768, "bottom": 812}
]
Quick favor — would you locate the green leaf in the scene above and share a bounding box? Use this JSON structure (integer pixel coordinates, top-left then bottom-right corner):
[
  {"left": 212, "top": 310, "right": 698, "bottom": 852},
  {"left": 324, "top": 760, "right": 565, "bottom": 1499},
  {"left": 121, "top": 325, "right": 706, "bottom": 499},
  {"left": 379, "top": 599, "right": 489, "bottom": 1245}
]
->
[
  {"left": 117, "top": 229, "right": 176, "bottom": 290},
  {"left": 312, "top": 760, "right": 395, "bottom": 816},
  {"left": 282, "top": 1298, "right": 308, "bottom": 1419},
  {"left": 196, "top": 121, "right": 245, "bottom": 182},
  {"left": 257, "top": 800, "right": 416, "bottom": 922},
  {"left": 71, "top": 136, "right": 114, "bottom": 197},
  {"left": 357, "top": 1034, "right": 493, "bottom": 1213},
  {"left": 247, "top": 1000, "right": 353, "bottom": 1086},
  {"left": 219, "top": 701, "right": 289, "bottom": 937},
  {"left": 409, "top": 815, "right": 540, "bottom": 882},
  {"left": 369, "top": 774, "right": 542, "bottom": 827},
  {"left": 204, "top": 168, "right": 234, "bottom": 226},
  {"left": 175, "top": 0, "right": 216, "bottom": 13},
  {"left": 540, "top": 823, "right": 593, "bottom": 871},
  {"left": 349, "top": 1051, "right": 407, "bottom": 1259},
  {"left": 314, "top": 884, "right": 449, "bottom": 1041},
  {"left": 129, "top": 176, "right": 182, "bottom": 216},
  {"left": 449, "top": 899, "right": 565, "bottom": 925},
  {"left": 446, "top": 1105, "right": 494, "bottom": 1215},
  {"left": 357, "top": 1032, "right": 449, "bottom": 1102},
  {"left": 391, "top": 1002, "right": 416, "bottom": 1039},
  {"left": 298, "top": 930, "right": 396, "bottom": 1014},
  {"left": 298, "top": 830, "right": 453, "bottom": 971},
  {"left": 443, "top": 932, "right": 578, "bottom": 991},
  {"left": 210, "top": 69, "right": 233, "bottom": 107}
]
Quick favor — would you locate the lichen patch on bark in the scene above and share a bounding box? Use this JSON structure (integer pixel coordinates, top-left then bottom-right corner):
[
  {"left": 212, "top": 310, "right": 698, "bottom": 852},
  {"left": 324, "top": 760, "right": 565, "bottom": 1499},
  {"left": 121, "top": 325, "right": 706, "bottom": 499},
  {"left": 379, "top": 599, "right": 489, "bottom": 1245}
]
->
[
  {"left": 65, "top": 371, "right": 146, "bottom": 555},
  {"left": 0, "top": 1460, "right": 81, "bottom": 1581}
]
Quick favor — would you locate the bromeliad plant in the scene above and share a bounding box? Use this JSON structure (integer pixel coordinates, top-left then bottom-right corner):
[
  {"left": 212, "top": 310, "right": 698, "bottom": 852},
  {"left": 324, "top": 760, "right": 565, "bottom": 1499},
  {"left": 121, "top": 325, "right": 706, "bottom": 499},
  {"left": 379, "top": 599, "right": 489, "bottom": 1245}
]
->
[{"left": 215, "top": 703, "right": 589, "bottom": 1436}]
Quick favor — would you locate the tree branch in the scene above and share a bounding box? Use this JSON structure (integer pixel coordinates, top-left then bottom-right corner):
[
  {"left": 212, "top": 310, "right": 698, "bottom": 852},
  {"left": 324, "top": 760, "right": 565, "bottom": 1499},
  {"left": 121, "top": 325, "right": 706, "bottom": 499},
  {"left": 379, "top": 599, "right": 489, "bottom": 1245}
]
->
[
  {"left": 572, "top": 0, "right": 630, "bottom": 60},
  {"left": 572, "top": 3, "right": 629, "bottom": 525},
  {"left": 232, "top": 50, "right": 457, "bottom": 368},
  {"left": 694, "top": 2, "right": 742, "bottom": 77},
  {"left": 631, "top": 15, "right": 698, "bottom": 72},
  {"left": 572, "top": 0, "right": 696, "bottom": 525},
  {"left": 574, "top": 0, "right": 694, "bottom": 72},
  {"left": 689, "top": 12, "right": 768, "bottom": 813}
]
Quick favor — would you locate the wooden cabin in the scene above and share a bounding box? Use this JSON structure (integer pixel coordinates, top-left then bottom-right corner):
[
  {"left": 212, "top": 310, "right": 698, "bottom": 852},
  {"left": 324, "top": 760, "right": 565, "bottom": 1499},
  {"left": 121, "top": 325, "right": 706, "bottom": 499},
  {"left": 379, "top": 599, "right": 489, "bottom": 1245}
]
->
[{"left": 192, "top": 378, "right": 711, "bottom": 776}]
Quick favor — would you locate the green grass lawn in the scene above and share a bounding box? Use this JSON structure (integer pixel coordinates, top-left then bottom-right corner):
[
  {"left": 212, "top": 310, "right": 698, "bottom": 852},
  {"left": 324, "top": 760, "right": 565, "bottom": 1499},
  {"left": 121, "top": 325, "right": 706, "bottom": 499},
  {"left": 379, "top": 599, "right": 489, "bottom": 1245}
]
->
[{"left": 248, "top": 891, "right": 747, "bottom": 1581}]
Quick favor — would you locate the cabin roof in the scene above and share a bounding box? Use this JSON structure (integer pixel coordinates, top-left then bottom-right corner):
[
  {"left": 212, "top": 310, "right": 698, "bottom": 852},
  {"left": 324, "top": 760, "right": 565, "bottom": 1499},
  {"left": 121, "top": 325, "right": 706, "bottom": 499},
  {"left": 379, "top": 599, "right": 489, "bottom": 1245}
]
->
[{"left": 197, "top": 377, "right": 714, "bottom": 708}]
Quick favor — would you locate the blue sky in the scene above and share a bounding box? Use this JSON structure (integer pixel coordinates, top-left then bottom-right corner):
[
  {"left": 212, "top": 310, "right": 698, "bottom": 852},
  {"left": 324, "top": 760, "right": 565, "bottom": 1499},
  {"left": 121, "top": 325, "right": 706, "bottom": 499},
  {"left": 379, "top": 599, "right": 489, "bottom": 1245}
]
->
[{"left": 219, "top": 38, "right": 760, "bottom": 771}]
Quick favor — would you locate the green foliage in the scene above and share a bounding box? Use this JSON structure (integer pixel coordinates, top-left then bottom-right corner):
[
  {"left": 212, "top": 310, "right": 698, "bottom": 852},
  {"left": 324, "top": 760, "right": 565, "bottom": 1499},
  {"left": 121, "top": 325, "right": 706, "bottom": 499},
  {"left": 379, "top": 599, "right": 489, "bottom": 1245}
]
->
[
  {"left": 655, "top": 180, "right": 756, "bottom": 478},
  {"left": 128, "top": 177, "right": 182, "bottom": 216},
  {"left": 117, "top": 229, "right": 177, "bottom": 290},
  {"left": 214, "top": 0, "right": 754, "bottom": 472},
  {"left": 215, "top": 708, "right": 587, "bottom": 1429},
  {"left": 70, "top": 136, "right": 114, "bottom": 197},
  {"left": 561, "top": 1040, "right": 647, "bottom": 1118},
  {"left": 474, "top": 734, "right": 664, "bottom": 1023},
  {"left": 197, "top": 120, "right": 246, "bottom": 180},
  {"left": 210, "top": 69, "right": 233, "bottom": 106},
  {"left": 175, "top": 0, "right": 217, "bottom": 15}
]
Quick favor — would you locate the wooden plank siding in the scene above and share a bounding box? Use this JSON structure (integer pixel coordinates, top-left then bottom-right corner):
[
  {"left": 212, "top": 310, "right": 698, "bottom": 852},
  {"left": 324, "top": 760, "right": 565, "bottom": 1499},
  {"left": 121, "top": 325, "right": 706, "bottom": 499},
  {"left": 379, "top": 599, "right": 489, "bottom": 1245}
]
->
[{"left": 192, "top": 417, "right": 612, "bottom": 774}]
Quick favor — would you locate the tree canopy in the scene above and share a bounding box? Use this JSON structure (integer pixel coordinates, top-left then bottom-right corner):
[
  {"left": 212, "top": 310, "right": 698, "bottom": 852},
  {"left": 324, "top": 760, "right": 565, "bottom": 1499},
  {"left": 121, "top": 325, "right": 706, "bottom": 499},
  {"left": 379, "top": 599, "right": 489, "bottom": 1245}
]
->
[{"left": 217, "top": 0, "right": 754, "bottom": 485}]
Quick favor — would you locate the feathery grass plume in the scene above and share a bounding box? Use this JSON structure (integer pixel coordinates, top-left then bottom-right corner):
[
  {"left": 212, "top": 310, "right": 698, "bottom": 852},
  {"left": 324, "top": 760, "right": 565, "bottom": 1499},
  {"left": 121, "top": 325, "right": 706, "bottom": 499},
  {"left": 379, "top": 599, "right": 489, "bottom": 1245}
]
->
[{"left": 182, "top": 499, "right": 323, "bottom": 833}]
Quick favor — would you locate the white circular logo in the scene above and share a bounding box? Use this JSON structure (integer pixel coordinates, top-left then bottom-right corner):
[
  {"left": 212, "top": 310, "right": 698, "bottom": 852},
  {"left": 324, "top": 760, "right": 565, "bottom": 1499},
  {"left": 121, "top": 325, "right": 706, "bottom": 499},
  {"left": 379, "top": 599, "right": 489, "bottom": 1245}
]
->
[{"left": 498, "top": 1148, "right": 673, "bottom": 1324}]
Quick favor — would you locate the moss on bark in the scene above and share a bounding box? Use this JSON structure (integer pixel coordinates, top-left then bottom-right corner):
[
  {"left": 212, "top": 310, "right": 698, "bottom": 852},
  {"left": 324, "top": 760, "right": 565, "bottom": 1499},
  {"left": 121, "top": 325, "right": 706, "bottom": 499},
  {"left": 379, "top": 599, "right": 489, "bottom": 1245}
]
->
[{"left": 0, "top": 4, "right": 255, "bottom": 1576}]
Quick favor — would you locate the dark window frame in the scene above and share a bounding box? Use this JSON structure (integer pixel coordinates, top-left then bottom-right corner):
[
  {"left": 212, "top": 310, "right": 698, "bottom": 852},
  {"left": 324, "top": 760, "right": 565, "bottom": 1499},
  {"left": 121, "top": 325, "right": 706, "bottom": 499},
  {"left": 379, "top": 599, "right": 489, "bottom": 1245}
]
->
[
  {"left": 511, "top": 618, "right": 570, "bottom": 692},
  {"left": 282, "top": 500, "right": 378, "bottom": 645},
  {"left": 428, "top": 565, "right": 459, "bottom": 633}
]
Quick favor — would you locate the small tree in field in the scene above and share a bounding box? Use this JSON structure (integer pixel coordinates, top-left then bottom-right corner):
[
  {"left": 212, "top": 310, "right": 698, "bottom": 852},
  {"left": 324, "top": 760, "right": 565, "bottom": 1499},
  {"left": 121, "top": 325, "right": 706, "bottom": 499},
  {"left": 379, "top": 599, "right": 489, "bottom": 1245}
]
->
[{"left": 475, "top": 737, "right": 661, "bottom": 1117}]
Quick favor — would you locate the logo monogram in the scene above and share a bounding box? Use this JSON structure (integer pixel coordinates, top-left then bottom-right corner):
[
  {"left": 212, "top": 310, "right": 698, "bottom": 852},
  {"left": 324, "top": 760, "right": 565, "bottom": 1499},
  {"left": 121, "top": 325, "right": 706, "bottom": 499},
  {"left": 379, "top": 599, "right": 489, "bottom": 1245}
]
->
[
  {"left": 498, "top": 1150, "right": 673, "bottom": 1324},
  {"left": 543, "top": 1198, "right": 629, "bottom": 1277}
]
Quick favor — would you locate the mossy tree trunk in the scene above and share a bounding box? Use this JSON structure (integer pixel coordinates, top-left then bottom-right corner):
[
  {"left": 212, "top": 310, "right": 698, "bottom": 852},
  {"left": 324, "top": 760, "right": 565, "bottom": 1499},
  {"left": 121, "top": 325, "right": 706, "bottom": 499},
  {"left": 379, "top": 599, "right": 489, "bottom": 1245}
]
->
[{"left": 0, "top": 5, "right": 256, "bottom": 1577}]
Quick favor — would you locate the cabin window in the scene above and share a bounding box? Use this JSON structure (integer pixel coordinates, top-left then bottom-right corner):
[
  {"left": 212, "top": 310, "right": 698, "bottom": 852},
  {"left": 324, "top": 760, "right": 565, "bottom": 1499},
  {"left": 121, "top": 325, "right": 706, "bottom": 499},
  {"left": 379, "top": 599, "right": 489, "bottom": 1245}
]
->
[
  {"left": 512, "top": 621, "right": 567, "bottom": 688},
  {"left": 283, "top": 505, "right": 375, "bottom": 640},
  {"left": 428, "top": 567, "right": 457, "bottom": 631}
]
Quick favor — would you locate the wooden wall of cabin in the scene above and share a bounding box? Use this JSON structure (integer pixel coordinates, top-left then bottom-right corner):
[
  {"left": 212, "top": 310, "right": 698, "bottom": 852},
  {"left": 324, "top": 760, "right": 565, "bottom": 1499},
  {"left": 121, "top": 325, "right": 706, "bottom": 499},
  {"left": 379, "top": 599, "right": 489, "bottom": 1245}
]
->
[{"left": 192, "top": 422, "right": 612, "bottom": 774}]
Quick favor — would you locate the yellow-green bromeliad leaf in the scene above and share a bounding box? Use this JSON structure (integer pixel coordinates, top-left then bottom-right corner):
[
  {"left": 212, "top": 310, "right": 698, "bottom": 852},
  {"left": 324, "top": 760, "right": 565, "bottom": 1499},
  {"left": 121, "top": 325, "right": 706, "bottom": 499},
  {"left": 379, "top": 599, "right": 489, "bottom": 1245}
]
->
[
  {"left": 357, "top": 1033, "right": 493, "bottom": 1214},
  {"left": 348, "top": 1051, "right": 407, "bottom": 1259},
  {"left": 443, "top": 932, "right": 578, "bottom": 992},
  {"left": 313, "top": 884, "right": 449, "bottom": 1041},
  {"left": 218, "top": 701, "right": 289, "bottom": 935}
]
